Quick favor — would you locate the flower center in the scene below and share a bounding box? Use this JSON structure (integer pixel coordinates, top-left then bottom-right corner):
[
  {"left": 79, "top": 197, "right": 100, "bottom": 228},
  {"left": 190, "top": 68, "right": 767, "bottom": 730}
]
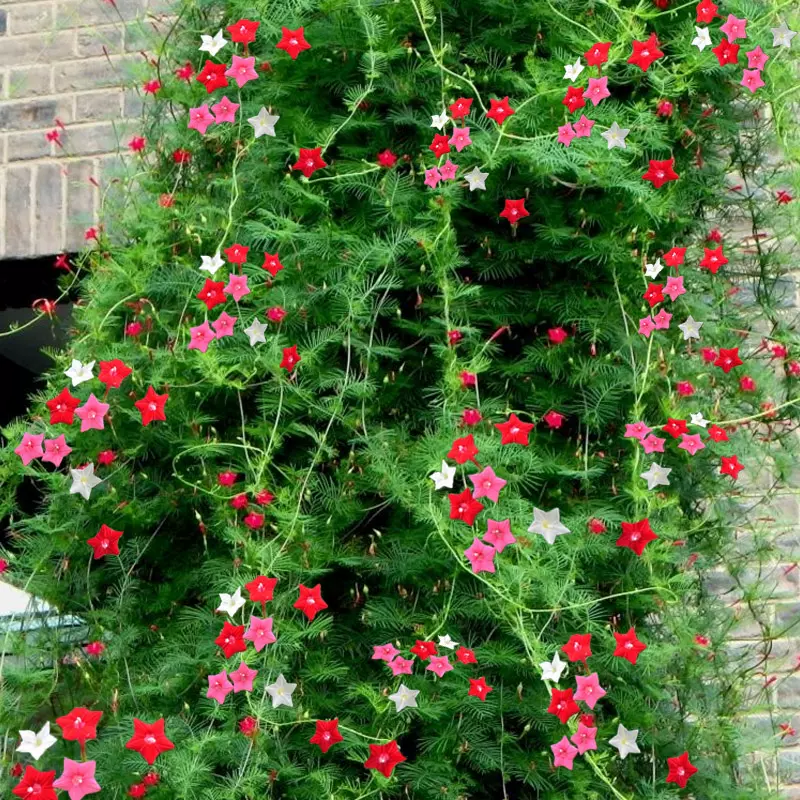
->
[{"left": 145, "top": 735, "right": 156, "bottom": 745}]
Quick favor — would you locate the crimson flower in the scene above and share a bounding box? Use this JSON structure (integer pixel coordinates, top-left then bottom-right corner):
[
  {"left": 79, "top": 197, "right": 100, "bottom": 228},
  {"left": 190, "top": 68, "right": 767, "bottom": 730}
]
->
[
  {"left": 230, "top": 493, "right": 248, "bottom": 510},
  {"left": 666, "top": 752, "right": 698, "bottom": 788},
  {"left": 460, "top": 371, "right": 477, "bottom": 388},
  {"left": 245, "top": 575, "right": 277, "bottom": 602},
  {"left": 197, "top": 279, "right": 226, "bottom": 310},
  {"left": 486, "top": 96, "right": 515, "bottom": 125},
  {"left": 448, "top": 488, "right": 484, "bottom": 526},
  {"left": 227, "top": 19, "right": 260, "bottom": 44},
  {"left": 714, "top": 347, "right": 742, "bottom": 373},
  {"left": 54, "top": 253, "right": 71, "bottom": 271},
  {"left": 196, "top": 61, "right": 228, "bottom": 93},
  {"left": 455, "top": 646, "right": 477, "bottom": 664},
  {"left": 663, "top": 246, "right": 686, "bottom": 267},
  {"left": 377, "top": 149, "right": 397, "bottom": 167},
  {"left": 707, "top": 425, "right": 728, "bottom": 442},
  {"left": 548, "top": 687, "right": 579, "bottom": 723},
  {"left": 86, "top": 525, "right": 123, "bottom": 559},
  {"left": 262, "top": 252, "right": 285, "bottom": 276},
  {"left": 56, "top": 707, "right": 103, "bottom": 743},
  {"left": 662, "top": 418, "right": 688, "bottom": 438},
  {"left": 584, "top": 42, "right": 611, "bottom": 66},
  {"left": 98, "top": 358, "right": 132, "bottom": 389},
  {"left": 128, "top": 784, "right": 146, "bottom": 798},
  {"left": 173, "top": 148, "right": 191, "bottom": 164},
  {"left": 720, "top": 455, "right": 744, "bottom": 480},
  {"left": 499, "top": 199, "right": 529, "bottom": 224},
  {"left": 310, "top": 719, "right": 343, "bottom": 753},
  {"left": 588, "top": 518, "right": 606, "bottom": 534},
  {"left": 449, "top": 97, "right": 472, "bottom": 119},
  {"left": 125, "top": 718, "right": 174, "bottom": 765},
  {"left": 696, "top": 0, "right": 718, "bottom": 21},
  {"left": 215, "top": 621, "right": 246, "bottom": 658},
  {"left": 468, "top": 676, "right": 493, "bottom": 701},
  {"left": 12, "top": 767, "right": 57, "bottom": 800},
  {"left": 617, "top": 518, "right": 658, "bottom": 556},
  {"left": 543, "top": 410, "right": 565, "bottom": 428},
  {"left": 293, "top": 147, "right": 327, "bottom": 178},
  {"left": 712, "top": 39, "right": 739, "bottom": 66},
  {"left": 294, "top": 584, "right": 328, "bottom": 621},
  {"left": 276, "top": 27, "right": 311, "bottom": 60},
  {"left": 642, "top": 158, "right": 679, "bottom": 188},
  {"left": 143, "top": 773, "right": 159, "bottom": 787},
  {"left": 410, "top": 640, "right": 437, "bottom": 660},
  {"left": 243, "top": 512, "right": 264, "bottom": 529},
  {"left": 561, "top": 633, "right": 592, "bottom": 664},
  {"left": 656, "top": 100, "right": 673, "bottom": 117},
  {"left": 224, "top": 243, "right": 249, "bottom": 264},
  {"left": 135, "top": 387, "right": 168, "bottom": 426},
  {"left": 85, "top": 641, "right": 105, "bottom": 657},
  {"left": 628, "top": 33, "right": 663, "bottom": 71},
  {"left": 495, "top": 413, "right": 534, "bottom": 446},
  {"left": 175, "top": 62, "right": 194, "bottom": 81},
  {"left": 280, "top": 345, "right": 301, "bottom": 372},
  {"left": 613, "top": 627, "right": 647, "bottom": 664},
  {"left": 239, "top": 717, "right": 258, "bottom": 736},
  {"left": 429, "top": 134, "right": 451, "bottom": 157},
  {"left": 255, "top": 489, "right": 275, "bottom": 505},
  {"left": 699, "top": 245, "right": 727, "bottom": 273},
  {"left": 97, "top": 449, "right": 116, "bottom": 465},
  {"left": 461, "top": 408, "right": 482, "bottom": 426},
  {"left": 776, "top": 190, "right": 793, "bottom": 204},
  {"left": 739, "top": 375, "right": 756, "bottom": 392},
  {"left": 364, "top": 740, "right": 406, "bottom": 778},
  {"left": 448, "top": 329, "right": 462, "bottom": 345},
  {"left": 643, "top": 283, "right": 664, "bottom": 307},
  {"left": 548, "top": 326, "right": 568, "bottom": 344},
  {"left": 46, "top": 387, "right": 80, "bottom": 425},
  {"left": 129, "top": 136, "right": 146, "bottom": 152},
  {"left": 143, "top": 79, "right": 161, "bottom": 94},
  {"left": 448, "top": 433, "right": 478, "bottom": 464},
  {"left": 562, "top": 86, "right": 585, "bottom": 113}
]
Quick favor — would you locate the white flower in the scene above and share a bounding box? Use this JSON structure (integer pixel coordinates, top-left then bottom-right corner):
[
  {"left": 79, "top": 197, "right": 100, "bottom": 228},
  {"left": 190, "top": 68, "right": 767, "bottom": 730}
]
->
[
  {"left": 690, "top": 412, "right": 709, "bottom": 428},
  {"left": 644, "top": 258, "right": 663, "bottom": 279},
  {"left": 464, "top": 166, "right": 488, "bottom": 192},
  {"left": 200, "top": 30, "right": 227, "bottom": 57},
  {"left": 244, "top": 319, "right": 267, "bottom": 346},
  {"left": 65, "top": 359, "right": 95, "bottom": 387},
  {"left": 431, "top": 111, "right": 449, "bottom": 130},
  {"left": 640, "top": 463, "right": 671, "bottom": 490},
  {"left": 69, "top": 463, "right": 103, "bottom": 501},
  {"left": 563, "top": 58, "right": 584, "bottom": 82},
  {"left": 771, "top": 20, "right": 797, "bottom": 47},
  {"left": 199, "top": 251, "right": 224, "bottom": 275},
  {"left": 437, "top": 634, "right": 458, "bottom": 650},
  {"left": 429, "top": 460, "right": 455, "bottom": 490},
  {"left": 601, "top": 121, "right": 629, "bottom": 150},
  {"left": 266, "top": 674, "right": 297, "bottom": 708},
  {"left": 388, "top": 683, "right": 419, "bottom": 712},
  {"left": 692, "top": 26, "right": 712, "bottom": 51},
  {"left": 248, "top": 108, "right": 280, "bottom": 138},
  {"left": 678, "top": 316, "right": 703, "bottom": 340},
  {"left": 609, "top": 724, "right": 640, "bottom": 759},
  {"left": 527, "top": 507, "right": 570, "bottom": 545},
  {"left": 539, "top": 652, "right": 567, "bottom": 682},
  {"left": 217, "top": 587, "right": 245, "bottom": 617},
  {"left": 16, "top": 722, "right": 57, "bottom": 761}
]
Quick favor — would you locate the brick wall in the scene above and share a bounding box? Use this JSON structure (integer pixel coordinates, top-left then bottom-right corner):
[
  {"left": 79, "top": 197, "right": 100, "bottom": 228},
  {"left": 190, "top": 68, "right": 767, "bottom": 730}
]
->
[{"left": 0, "top": 0, "right": 168, "bottom": 259}]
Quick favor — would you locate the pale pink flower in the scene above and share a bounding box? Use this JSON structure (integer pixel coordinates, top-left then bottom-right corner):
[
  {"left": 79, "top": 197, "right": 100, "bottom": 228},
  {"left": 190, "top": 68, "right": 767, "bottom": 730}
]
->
[
  {"left": 448, "top": 127, "right": 472, "bottom": 152},
  {"left": 224, "top": 273, "right": 250, "bottom": 302},
  {"left": 571, "top": 722, "right": 597, "bottom": 754},
  {"left": 653, "top": 309, "right": 672, "bottom": 330},
  {"left": 226, "top": 55, "right": 258, "bottom": 88},
  {"left": 663, "top": 276, "right": 686, "bottom": 301},
  {"left": 15, "top": 432, "right": 44, "bottom": 465},
  {"left": 678, "top": 433, "right": 706, "bottom": 455},
  {"left": 557, "top": 123, "right": 576, "bottom": 147},
  {"left": 211, "top": 95, "right": 240, "bottom": 123},
  {"left": 243, "top": 615, "right": 276, "bottom": 652},
  {"left": 720, "top": 14, "right": 747, "bottom": 42},
  {"left": 230, "top": 661, "right": 258, "bottom": 692},
  {"left": 573, "top": 115, "right": 595, "bottom": 138},
  {"left": 439, "top": 159, "right": 459, "bottom": 180},
  {"left": 585, "top": 77, "right": 610, "bottom": 106},
  {"left": 424, "top": 167, "right": 441, "bottom": 188},
  {"left": 469, "top": 466, "right": 507, "bottom": 503},
  {"left": 639, "top": 316, "right": 656, "bottom": 337},
  {"left": 188, "top": 105, "right": 215, "bottom": 135},
  {"left": 745, "top": 46, "right": 769, "bottom": 70},
  {"left": 212, "top": 311, "right": 237, "bottom": 338},
  {"left": 54, "top": 759, "right": 101, "bottom": 800},
  {"left": 551, "top": 736, "right": 578, "bottom": 770},
  {"left": 483, "top": 519, "right": 516, "bottom": 553},
  {"left": 43, "top": 435, "right": 72, "bottom": 467},
  {"left": 426, "top": 655, "right": 453, "bottom": 678},
  {"left": 188, "top": 321, "right": 215, "bottom": 352},
  {"left": 741, "top": 69, "right": 765, "bottom": 94},
  {"left": 207, "top": 670, "right": 234, "bottom": 704},
  {"left": 624, "top": 422, "right": 651, "bottom": 440},
  {"left": 388, "top": 656, "right": 414, "bottom": 676},
  {"left": 373, "top": 643, "right": 400, "bottom": 662},
  {"left": 574, "top": 672, "right": 606, "bottom": 709},
  {"left": 464, "top": 538, "right": 496, "bottom": 574},
  {"left": 641, "top": 434, "right": 665, "bottom": 454},
  {"left": 76, "top": 394, "right": 110, "bottom": 432}
]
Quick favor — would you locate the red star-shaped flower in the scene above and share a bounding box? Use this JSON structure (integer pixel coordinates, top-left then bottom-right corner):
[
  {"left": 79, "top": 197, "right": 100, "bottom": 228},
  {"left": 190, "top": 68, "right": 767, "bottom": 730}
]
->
[
  {"left": 262, "top": 252, "right": 285, "bottom": 277},
  {"left": 562, "top": 86, "right": 586, "bottom": 113},
  {"left": 294, "top": 583, "right": 328, "bottom": 621},
  {"left": 46, "top": 387, "right": 80, "bottom": 425},
  {"left": 310, "top": 719, "right": 343, "bottom": 753},
  {"left": 561, "top": 633, "right": 592, "bottom": 664},
  {"left": 126, "top": 719, "right": 174, "bottom": 765},
  {"left": 617, "top": 518, "right": 658, "bottom": 556},
  {"left": 714, "top": 347, "right": 742, "bottom": 373},
  {"left": 135, "top": 386, "right": 168, "bottom": 426},
  {"left": 720, "top": 455, "right": 744, "bottom": 480},
  {"left": 196, "top": 60, "right": 228, "bottom": 93},
  {"left": 56, "top": 707, "right": 103, "bottom": 743},
  {"left": 548, "top": 687, "right": 579, "bottom": 723},
  {"left": 224, "top": 243, "right": 249, "bottom": 264},
  {"left": 276, "top": 27, "right": 311, "bottom": 60},
  {"left": 712, "top": 39, "right": 739, "bottom": 66},
  {"left": 666, "top": 751, "right": 698, "bottom": 788},
  {"left": 377, "top": 149, "right": 397, "bottom": 167},
  {"left": 455, "top": 646, "right": 477, "bottom": 664},
  {"left": 429, "top": 134, "right": 451, "bottom": 157},
  {"left": 468, "top": 676, "right": 493, "bottom": 701},
  {"left": 12, "top": 767, "right": 56, "bottom": 800},
  {"left": 663, "top": 246, "right": 686, "bottom": 267},
  {"left": 448, "top": 488, "right": 484, "bottom": 526},
  {"left": 197, "top": 278, "right": 226, "bottom": 310},
  {"left": 448, "top": 433, "right": 478, "bottom": 464},
  {"left": 643, "top": 283, "right": 664, "bottom": 307},
  {"left": 245, "top": 575, "right": 277, "bottom": 602},
  {"left": 227, "top": 19, "right": 259, "bottom": 44},
  {"left": 215, "top": 621, "right": 246, "bottom": 658},
  {"left": 663, "top": 418, "right": 688, "bottom": 438},
  {"left": 707, "top": 424, "right": 729, "bottom": 442},
  {"left": 280, "top": 345, "right": 301, "bottom": 372},
  {"left": 293, "top": 147, "right": 327, "bottom": 178},
  {"left": 495, "top": 413, "right": 534, "bottom": 446},
  {"left": 364, "top": 740, "right": 406, "bottom": 778},
  {"left": 98, "top": 359, "right": 132, "bottom": 390},
  {"left": 699, "top": 246, "right": 727, "bottom": 273},
  {"left": 628, "top": 33, "right": 664, "bottom": 71},
  {"left": 499, "top": 199, "right": 529, "bottom": 224},
  {"left": 642, "top": 158, "right": 679, "bottom": 189},
  {"left": 486, "top": 96, "right": 515, "bottom": 125},
  {"left": 613, "top": 627, "right": 647, "bottom": 664},
  {"left": 584, "top": 41, "right": 612, "bottom": 66},
  {"left": 696, "top": 0, "right": 718, "bottom": 22},
  {"left": 449, "top": 97, "right": 472, "bottom": 119},
  {"left": 410, "top": 640, "right": 437, "bottom": 660},
  {"left": 86, "top": 524, "right": 123, "bottom": 560}
]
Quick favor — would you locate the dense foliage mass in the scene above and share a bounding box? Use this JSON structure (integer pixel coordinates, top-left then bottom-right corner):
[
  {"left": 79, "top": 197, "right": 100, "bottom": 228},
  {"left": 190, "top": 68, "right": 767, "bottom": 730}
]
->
[{"left": 1, "top": 0, "right": 799, "bottom": 798}]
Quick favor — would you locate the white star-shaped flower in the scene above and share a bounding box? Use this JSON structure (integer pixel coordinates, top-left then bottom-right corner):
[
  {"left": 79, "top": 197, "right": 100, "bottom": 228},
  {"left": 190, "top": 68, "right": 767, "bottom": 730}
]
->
[
  {"left": 217, "top": 587, "right": 245, "bottom": 617},
  {"left": 388, "top": 683, "right": 419, "bottom": 712},
  {"left": 564, "top": 58, "right": 584, "bottom": 81},
  {"left": 601, "top": 121, "right": 629, "bottom": 150},
  {"left": 429, "top": 460, "right": 456, "bottom": 490},
  {"left": 437, "top": 634, "right": 458, "bottom": 650},
  {"left": 64, "top": 359, "right": 95, "bottom": 387},
  {"left": 640, "top": 462, "right": 672, "bottom": 490},
  {"left": 16, "top": 722, "right": 57, "bottom": 761},
  {"left": 248, "top": 107, "right": 280, "bottom": 138},
  {"left": 431, "top": 111, "right": 449, "bottom": 130},
  {"left": 244, "top": 318, "right": 267, "bottom": 347},
  {"left": 692, "top": 26, "right": 712, "bottom": 51},
  {"left": 266, "top": 674, "right": 297, "bottom": 708},
  {"left": 199, "top": 30, "right": 227, "bottom": 57},
  {"left": 69, "top": 463, "right": 103, "bottom": 501},
  {"left": 678, "top": 315, "right": 703, "bottom": 341},
  {"left": 771, "top": 20, "right": 797, "bottom": 47},
  {"left": 609, "top": 724, "right": 640, "bottom": 759},
  {"left": 644, "top": 258, "right": 663, "bottom": 279},
  {"left": 690, "top": 412, "right": 709, "bottom": 428},
  {"left": 464, "top": 166, "right": 488, "bottom": 192},
  {"left": 200, "top": 251, "right": 224, "bottom": 275},
  {"left": 527, "top": 507, "right": 571, "bottom": 545},
  {"left": 539, "top": 652, "right": 567, "bottom": 683}
]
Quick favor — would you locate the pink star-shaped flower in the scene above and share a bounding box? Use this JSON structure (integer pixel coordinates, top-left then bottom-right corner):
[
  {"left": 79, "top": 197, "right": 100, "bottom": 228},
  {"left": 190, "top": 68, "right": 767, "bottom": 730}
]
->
[
  {"left": 226, "top": 55, "right": 258, "bottom": 88},
  {"left": 15, "top": 432, "right": 44, "bottom": 465},
  {"left": 557, "top": 122, "right": 576, "bottom": 147},
  {"left": 76, "top": 394, "right": 110, "bottom": 432},
  {"left": 663, "top": 275, "right": 686, "bottom": 301},
  {"left": 551, "top": 736, "right": 579, "bottom": 770},
  {"left": 207, "top": 670, "right": 234, "bottom": 704},
  {"left": 449, "top": 127, "right": 472, "bottom": 152},
  {"left": 212, "top": 311, "right": 237, "bottom": 338},
  {"left": 469, "top": 465, "right": 507, "bottom": 503},
  {"left": 585, "top": 76, "right": 610, "bottom": 106},
  {"left": 624, "top": 421, "right": 652, "bottom": 440},
  {"left": 439, "top": 159, "right": 459, "bottom": 180},
  {"left": 243, "top": 615, "right": 276, "bottom": 652},
  {"left": 678, "top": 433, "right": 706, "bottom": 455},
  {"left": 641, "top": 434, "right": 666, "bottom": 454},
  {"left": 484, "top": 518, "right": 516, "bottom": 553},
  {"left": 188, "top": 104, "right": 215, "bottom": 135},
  {"left": 424, "top": 167, "right": 442, "bottom": 188},
  {"left": 230, "top": 661, "right": 258, "bottom": 692},
  {"left": 741, "top": 69, "right": 765, "bottom": 94},
  {"left": 43, "top": 435, "right": 72, "bottom": 467},
  {"left": 373, "top": 643, "right": 400, "bottom": 662},
  {"left": 224, "top": 273, "right": 250, "bottom": 302},
  {"left": 571, "top": 722, "right": 597, "bottom": 754},
  {"left": 464, "top": 538, "right": 496, "bottom": 574},
  {"left": 573, "top": 114, "right": 595, "bottom": 137},
  {"left": 639, "top": 316, "right": 656, "bottom": 337},
  {"left": 211, "top": 95, "right": 240, "bottom": 123},
  {"left": 188, "top": 321, "right": 215, "bottom": 352},
  {"left": 388, "top": 656, "right": 414, "bottom": 676},
  {"left": 745, "top": 46, "right": 769, "bottom": 70},
  {"left": 426, "top": 655, "right": 453, "bottom": 678},
  {"left": 720, "top": 14, "right": 747, "bottom": 42},
  {"left": 653, "top": 309, "right": 672, "bottom": 330},
  {"left": 53, "top": 758, "right": 101, "bottom": 800},
  {"left": 574, "top": 672, "right": 606, "bottom": 709}
]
